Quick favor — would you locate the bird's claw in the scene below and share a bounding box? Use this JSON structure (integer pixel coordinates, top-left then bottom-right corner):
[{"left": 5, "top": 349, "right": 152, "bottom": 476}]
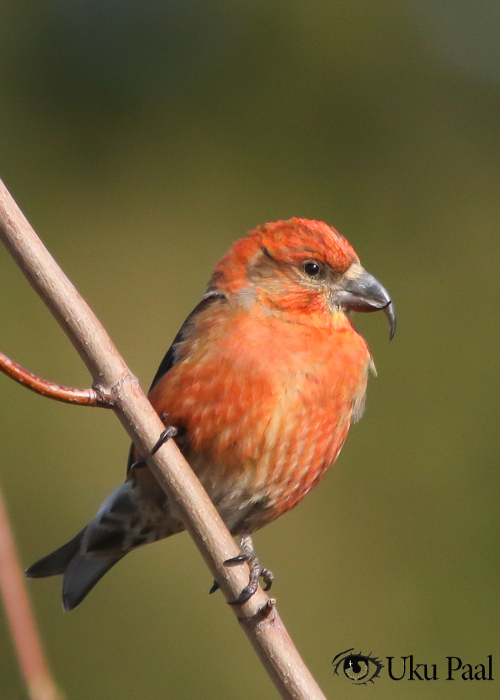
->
[
  {"left": 151, "top": 426, "right": 178, "bottom": 456},
  {"left": 218, "top": 535, "right": 275, "bottom": 605},
  {"left": 226, "top": 560, "right": 274, "bottom": 604},
  {"left": 225, "top": 565, "right": 274, "bottom": 604},
  {"left": 228, "top": 578, "right": 260, "bottom": 605},
  {"left": 224, "top": 553, "right": 249, "bottom": 566},
  {"left": 129, "top": 458, "right": 147, "bottom": 470},
  {"left": 129, "top": 426, "right": 178, "bottom": 470},
  {"left": 261, "top": 567, "right": 274, "bottom": 591}
]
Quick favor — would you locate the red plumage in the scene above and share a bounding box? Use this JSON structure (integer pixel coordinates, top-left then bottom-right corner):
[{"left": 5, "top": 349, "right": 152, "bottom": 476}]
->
[{"left": 26, "top": 218, "right": 395, "bottom": 609}]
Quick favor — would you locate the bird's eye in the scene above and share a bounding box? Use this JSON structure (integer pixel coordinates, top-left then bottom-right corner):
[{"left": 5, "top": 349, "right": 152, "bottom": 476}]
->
[
  {"left": 302, "top": 261, "right": 323, "bottom": 278},
  {"left": 332, "top": 649, "right": 384, "bottom": 686}
]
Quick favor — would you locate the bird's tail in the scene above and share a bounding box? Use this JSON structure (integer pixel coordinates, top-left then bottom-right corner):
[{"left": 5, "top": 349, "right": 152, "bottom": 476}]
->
[
  {"left": 26, "top": 528, "right": 124, "bottom": 611},
  {"left": 26, "top": 529, "right": 86, "bottom": 578},
  {"left": 25, "top": 481, "right": 146, "bottom": 610}
]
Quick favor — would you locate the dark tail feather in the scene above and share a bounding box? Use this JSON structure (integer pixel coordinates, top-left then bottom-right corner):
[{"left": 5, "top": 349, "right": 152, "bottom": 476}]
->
[
  {"left": 26, "top": 529, "right": 86, "bottom": 578},
  {"left": 61, "top": 552, "right": 123, "bottom": 611},
  {"left": 26, "top": 528, "right": 123, "bottom": 610}
]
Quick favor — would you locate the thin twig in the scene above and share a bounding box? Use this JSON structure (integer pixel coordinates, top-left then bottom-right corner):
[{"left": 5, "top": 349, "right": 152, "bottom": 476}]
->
[
  {"left": 0, "top": 350, "right": 110, "bottom": 406},
  {"left": 0, "top": 480, "right": 64, "bottom": 700},
  {"left": 0, "top": 178, "right": 327, "bottom": 700}
]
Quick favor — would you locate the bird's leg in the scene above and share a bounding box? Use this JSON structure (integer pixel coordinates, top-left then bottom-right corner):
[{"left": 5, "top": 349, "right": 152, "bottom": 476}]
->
[
  {"left": 129, "top": 423, "right": 178, "bottom": 470},
  {"left": 222, "top": 535, "right": 274, "bottom": 605}
]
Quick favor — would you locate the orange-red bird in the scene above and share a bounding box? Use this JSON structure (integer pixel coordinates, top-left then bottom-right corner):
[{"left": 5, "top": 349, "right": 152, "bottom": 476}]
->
[{"left": 26, "top": 218, "right": 395, "bottom": 609}]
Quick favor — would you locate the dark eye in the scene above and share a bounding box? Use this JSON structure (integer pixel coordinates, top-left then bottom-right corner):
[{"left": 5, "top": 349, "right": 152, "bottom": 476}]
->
[{"left": 302, "top": 261, "right": 323, "bottom": 278}]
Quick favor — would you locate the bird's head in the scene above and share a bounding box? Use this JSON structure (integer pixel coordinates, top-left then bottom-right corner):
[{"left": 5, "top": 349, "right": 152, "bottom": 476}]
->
[{"left": 211, "top": 218, "right": 396, "bottom": 339}]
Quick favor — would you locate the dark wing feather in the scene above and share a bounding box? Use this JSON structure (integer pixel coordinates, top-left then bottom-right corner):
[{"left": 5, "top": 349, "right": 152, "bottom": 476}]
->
[
  {"left": 126, "top": 290, "right": 227, "bottom": 473},
  {"left": 148, "top": 290, "right": 226, "bottom": 391}
]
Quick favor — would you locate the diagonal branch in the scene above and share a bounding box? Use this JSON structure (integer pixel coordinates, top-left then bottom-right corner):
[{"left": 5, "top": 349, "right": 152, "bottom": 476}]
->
[
  {"left": 0, "top": 178, "right": 327, "bottom": 700},
  {"left": 0, "top": 350, "right": 110, "bottom": 406}
]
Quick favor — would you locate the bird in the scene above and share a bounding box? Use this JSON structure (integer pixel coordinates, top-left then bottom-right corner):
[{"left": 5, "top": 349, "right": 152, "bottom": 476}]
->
[{"left": 26, "top": 218, "right": 395, "bottom": 610}]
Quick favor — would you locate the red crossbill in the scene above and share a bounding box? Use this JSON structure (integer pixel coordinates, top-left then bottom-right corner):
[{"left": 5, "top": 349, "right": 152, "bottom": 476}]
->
[{"left": 26, "top": 218, "right": 395, "bottom": 610}]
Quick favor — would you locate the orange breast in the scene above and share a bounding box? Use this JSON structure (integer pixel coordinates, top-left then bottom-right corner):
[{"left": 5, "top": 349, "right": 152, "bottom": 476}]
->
[{"left": 148, "top": 300, "right": 371, "bottom": 531}]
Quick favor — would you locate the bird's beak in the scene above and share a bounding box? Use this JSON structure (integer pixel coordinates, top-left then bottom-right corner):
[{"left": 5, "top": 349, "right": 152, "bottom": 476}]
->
[{"left": 336, "top": 264, "right": 396, "bottom": 340}]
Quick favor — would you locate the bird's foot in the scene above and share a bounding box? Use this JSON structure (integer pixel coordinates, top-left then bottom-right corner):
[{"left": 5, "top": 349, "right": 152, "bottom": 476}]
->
[
  {"left": 218, "top": 535, "right": 274, "bottom": 605},
  {"left": 150, "top": 425, "right": 178, "bottom": 456},
  {"left": 129, "top": 425, "right": 178, "bottom": 470}
]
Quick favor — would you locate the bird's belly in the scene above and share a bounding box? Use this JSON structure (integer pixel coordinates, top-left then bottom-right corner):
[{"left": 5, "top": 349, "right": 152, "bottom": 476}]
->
[{"left": 185, "top": 371, "right": 361, "bottom": 534}]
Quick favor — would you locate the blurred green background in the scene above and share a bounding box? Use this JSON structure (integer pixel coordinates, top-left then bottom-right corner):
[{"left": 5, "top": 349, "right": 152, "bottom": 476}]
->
[{"left": 1, "top": 1, "right": 499, "bottom": 698}]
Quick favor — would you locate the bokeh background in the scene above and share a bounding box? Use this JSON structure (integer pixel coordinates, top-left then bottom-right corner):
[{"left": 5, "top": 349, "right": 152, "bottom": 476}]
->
[{"left": 1, "top": 1, "right": 499, "bottom": 698}]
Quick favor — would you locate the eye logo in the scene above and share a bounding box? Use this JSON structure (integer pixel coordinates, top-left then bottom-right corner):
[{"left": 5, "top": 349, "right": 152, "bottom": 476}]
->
[{"left": 332, "top": 648, "right": 384, "bottom": 685}]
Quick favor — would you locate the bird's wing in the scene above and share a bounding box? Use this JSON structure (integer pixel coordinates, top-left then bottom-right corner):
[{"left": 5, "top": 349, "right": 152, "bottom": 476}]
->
[
  {"left": 148, "top": 289, "right": 227, "bottom": 391},
  {"left": 126, "top": 289, "right": 227, "bottom": 473}
]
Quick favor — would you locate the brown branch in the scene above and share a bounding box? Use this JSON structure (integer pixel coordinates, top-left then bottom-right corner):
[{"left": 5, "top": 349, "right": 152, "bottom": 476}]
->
[
  {"left": 0, "top": 480, "right": 64, "bottom": 700},
  {"left": 0, "top": 178, "right": 328, "bottom": 700},
  {"left": 0, "top": 350, "right": 110, "bottom": 406}
]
